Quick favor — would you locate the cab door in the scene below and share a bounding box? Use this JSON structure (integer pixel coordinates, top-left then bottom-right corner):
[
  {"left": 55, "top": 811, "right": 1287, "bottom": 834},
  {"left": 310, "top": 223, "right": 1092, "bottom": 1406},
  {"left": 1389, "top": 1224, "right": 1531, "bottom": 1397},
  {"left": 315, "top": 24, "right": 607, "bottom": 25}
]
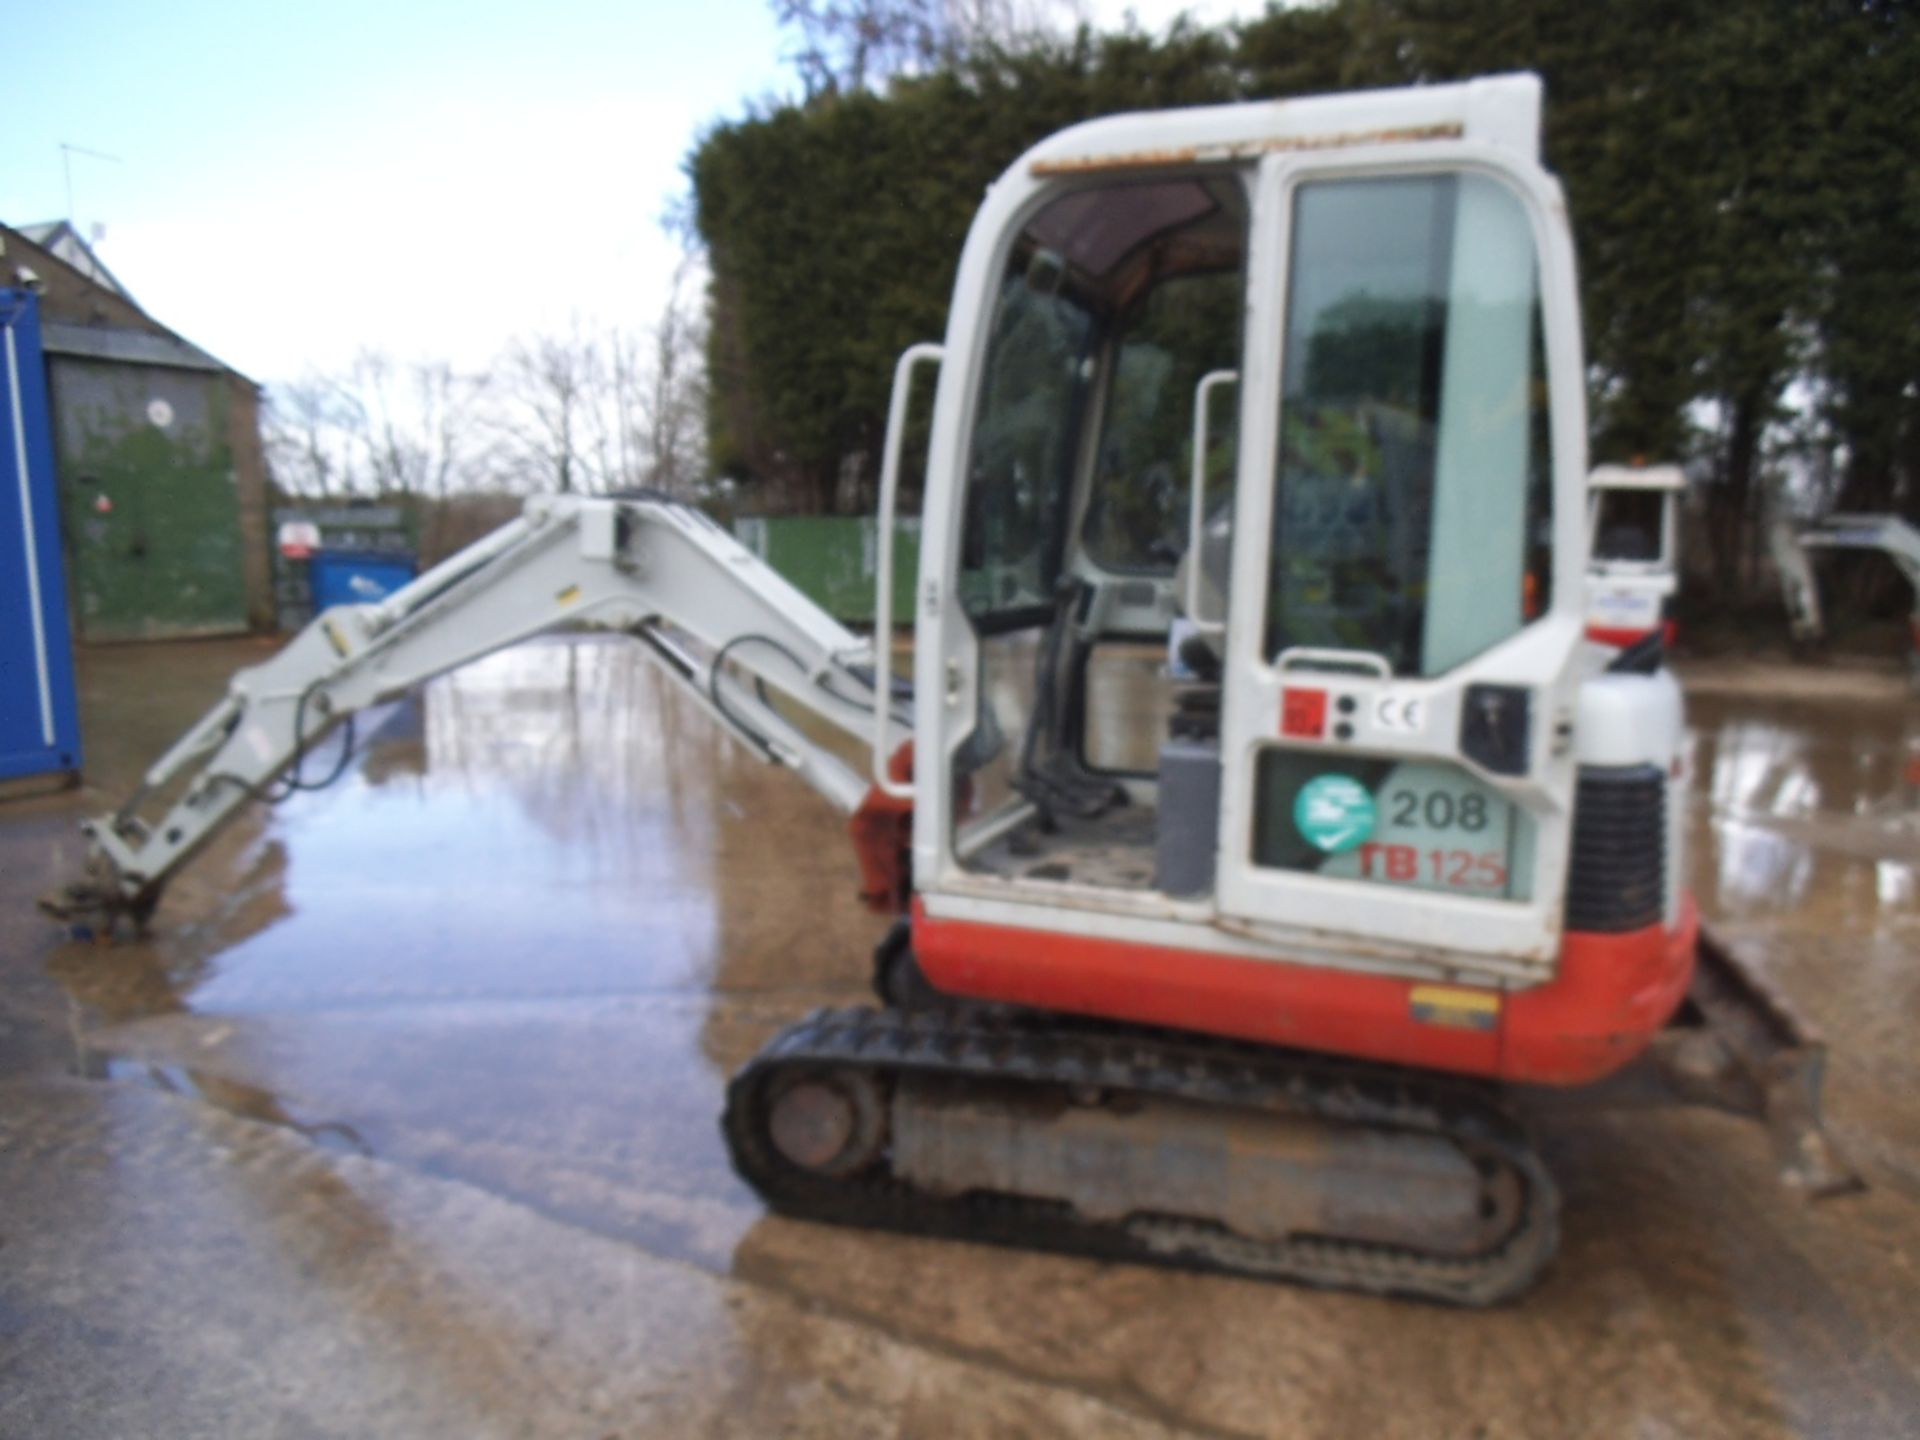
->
[{"left": 1213, "top": 147, "right": 1589, "bottom": 974}]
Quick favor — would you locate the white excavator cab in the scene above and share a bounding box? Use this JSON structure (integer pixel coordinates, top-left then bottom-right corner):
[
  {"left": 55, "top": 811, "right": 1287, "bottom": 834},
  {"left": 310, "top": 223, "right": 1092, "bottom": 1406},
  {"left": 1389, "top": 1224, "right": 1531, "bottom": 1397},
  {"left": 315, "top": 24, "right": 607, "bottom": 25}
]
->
[
  {"left": 1585, "top": 462, "right": 1683, "bottom": 646},
  {"left": 891, "top": 75, "right": 1604, "bottom": 982}
]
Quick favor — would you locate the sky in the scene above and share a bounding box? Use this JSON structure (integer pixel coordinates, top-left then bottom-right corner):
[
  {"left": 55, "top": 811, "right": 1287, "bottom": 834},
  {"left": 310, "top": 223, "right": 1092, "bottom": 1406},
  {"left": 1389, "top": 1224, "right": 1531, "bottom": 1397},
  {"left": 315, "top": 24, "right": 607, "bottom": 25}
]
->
[{"left": 7, "top": 0, "right": 1272, "bottom": 389}]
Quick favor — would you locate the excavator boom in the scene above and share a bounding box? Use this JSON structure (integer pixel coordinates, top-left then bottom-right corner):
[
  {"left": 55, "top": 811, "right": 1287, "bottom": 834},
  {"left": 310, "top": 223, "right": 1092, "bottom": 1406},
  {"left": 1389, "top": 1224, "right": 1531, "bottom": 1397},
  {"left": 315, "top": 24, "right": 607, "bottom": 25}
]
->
[{"left": 47, "top": 493, "right": 906, "bottom": 934}]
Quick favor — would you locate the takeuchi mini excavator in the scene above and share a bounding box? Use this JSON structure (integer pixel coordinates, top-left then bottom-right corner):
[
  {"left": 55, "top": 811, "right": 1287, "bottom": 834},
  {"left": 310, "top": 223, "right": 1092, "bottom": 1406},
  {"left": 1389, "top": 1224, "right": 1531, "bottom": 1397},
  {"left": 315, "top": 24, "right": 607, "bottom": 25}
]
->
[{"left": 47, "top": 74, "right": 1857, "bottom": 1304}]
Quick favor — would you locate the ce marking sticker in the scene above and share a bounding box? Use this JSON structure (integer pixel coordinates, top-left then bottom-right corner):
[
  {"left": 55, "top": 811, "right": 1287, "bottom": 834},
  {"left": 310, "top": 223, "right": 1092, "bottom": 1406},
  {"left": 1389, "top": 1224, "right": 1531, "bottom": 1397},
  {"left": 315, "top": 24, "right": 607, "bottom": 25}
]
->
[{"left": 1372, "top": 692, "right": 1426, "bottom": 733}]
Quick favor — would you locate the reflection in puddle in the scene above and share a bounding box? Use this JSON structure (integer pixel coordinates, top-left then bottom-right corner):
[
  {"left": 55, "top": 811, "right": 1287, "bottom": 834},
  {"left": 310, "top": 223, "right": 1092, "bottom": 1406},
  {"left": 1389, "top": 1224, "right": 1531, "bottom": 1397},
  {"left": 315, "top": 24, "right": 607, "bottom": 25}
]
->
[
  {"left": 1686, "top": 691, "right": 1918, "bottom": 920},
  {"left": 102, "top": 1056, "right": 372, "bottom": 1155},
  {"left": 188, "top": 637, "right": 729, "bottom": 1011},
  {"left": 51, "top": 633, "right": 877, "bottom": 1276}
]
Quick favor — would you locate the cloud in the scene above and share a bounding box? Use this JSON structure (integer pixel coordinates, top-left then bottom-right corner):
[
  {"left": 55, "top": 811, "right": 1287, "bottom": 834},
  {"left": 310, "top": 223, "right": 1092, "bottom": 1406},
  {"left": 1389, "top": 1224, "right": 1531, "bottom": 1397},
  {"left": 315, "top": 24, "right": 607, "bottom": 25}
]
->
[
  {"left": 90, "top": 0, "right": 1276, "bottom": 385},
  {"left": 104, "top": 90, "right": 697, "bottom": 384}
]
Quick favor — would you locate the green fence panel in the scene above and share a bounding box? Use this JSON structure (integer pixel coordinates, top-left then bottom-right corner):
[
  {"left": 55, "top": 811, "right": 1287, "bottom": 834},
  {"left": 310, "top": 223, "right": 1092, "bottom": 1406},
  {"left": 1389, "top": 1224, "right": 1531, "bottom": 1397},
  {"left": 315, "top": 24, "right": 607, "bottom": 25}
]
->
[{"left": 735, "top": 515, "right": 920, "bottom": 626}]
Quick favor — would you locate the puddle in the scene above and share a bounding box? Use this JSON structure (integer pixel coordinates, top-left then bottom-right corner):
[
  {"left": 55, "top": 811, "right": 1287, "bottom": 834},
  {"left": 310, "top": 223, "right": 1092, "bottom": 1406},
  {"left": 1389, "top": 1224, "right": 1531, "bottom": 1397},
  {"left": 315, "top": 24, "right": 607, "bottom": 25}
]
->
[{"left": 39, "top": 634, "right": 880, "bottom": 1276}]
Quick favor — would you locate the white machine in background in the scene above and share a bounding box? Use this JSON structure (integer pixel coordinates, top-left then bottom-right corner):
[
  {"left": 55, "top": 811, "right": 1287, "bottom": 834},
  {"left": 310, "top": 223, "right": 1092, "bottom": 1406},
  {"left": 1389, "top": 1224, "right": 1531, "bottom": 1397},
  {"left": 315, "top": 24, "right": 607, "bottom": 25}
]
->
[
  {"left": 1585, "top": 463, "right": 1683, "bottom": 648},
  {"left": 1771, "top": 513, "right": 1920, "bottom": 682}
]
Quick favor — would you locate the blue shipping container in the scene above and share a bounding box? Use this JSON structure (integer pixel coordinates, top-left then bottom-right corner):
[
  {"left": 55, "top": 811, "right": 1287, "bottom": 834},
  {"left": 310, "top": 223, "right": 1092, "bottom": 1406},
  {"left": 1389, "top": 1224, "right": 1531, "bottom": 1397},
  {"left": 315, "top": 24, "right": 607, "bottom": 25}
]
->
[
  {"left": 308, "top": 550, "right": 418, "bottom": 611},
  {"left": 0, "top": 291, "right": 83, "bottom": 782}
]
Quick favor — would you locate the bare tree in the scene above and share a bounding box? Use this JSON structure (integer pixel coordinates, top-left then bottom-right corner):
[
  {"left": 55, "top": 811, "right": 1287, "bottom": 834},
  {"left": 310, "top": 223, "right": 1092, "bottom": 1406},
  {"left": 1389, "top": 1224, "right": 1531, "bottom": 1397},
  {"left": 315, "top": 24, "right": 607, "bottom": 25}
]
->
[
  {"left": 408, "top": 360, "right": 495, "bottom": 499},
  {"left": 491, "top": 323, "right": 601, "bottom": 494},
  {"left": 595, "top": 323, "right": 644, "bottom": 493},
  {"left": 484, "top": 258, "right": 710, "bottom": 500},
  {"left": 264, "top": 378, "right": 363, "bottom": 497},
  {"left": 266, "top": 249, "right": 714, "bottom": 507},
  {"left": 774, "top": 0, "right": 940, "bottom": 94},
  {"left": 638, "top": 254, "right": 709, "bottom": 498},
  {"left": 947, "top": 0, "right": 1087, "bottom": 52},
  {"left": 265, "top": 350, "right": 494, "bottom": 503},
  {"left": 772, "top": 0, "right": 1086, "bottom": 93}
]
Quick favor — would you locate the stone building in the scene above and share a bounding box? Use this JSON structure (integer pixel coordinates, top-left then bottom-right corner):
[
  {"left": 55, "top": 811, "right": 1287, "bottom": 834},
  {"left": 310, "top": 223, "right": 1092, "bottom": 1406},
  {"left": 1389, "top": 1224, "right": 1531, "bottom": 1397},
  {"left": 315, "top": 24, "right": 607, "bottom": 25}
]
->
[{"left": 2, "top": 220, "right": 271, "bottom": 638}]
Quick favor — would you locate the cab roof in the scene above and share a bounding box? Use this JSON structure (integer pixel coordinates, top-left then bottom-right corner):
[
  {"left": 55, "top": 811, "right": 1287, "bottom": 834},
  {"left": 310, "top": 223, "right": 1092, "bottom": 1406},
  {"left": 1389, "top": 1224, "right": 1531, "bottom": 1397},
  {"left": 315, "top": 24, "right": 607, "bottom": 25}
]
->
[
  {"left": 1015, "top": 73, "right": 1544, "bottom": 180},
  {"left": 1589, "top": 464, "right": 1686, "bottom": 493}
]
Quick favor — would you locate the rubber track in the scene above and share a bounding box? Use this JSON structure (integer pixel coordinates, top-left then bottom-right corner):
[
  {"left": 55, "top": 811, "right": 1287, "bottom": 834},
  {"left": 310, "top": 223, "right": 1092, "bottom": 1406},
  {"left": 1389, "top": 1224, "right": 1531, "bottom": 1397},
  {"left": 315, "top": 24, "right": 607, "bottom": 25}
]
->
[{"left": 724, "top": 1006, "right": 1560, "bottom": 1306}]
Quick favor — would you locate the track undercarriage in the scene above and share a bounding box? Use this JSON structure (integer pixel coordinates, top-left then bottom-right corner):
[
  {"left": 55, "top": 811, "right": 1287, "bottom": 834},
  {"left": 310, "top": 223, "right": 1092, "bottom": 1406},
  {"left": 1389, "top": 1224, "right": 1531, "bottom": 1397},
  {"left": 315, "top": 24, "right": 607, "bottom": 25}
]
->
[
  {"left": 722, "top": 926, "right": 1856, "bottom": 1306},
  {"left": 726, "top": 1002, "right": 1561, "bottom": 1306}
]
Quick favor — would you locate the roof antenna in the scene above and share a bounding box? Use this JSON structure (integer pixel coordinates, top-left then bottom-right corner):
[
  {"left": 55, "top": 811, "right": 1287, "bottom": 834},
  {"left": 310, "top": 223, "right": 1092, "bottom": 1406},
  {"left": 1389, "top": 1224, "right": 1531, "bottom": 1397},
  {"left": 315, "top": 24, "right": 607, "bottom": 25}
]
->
[{"left": 59, "top": 142, "right": 123, "bottom": 227}]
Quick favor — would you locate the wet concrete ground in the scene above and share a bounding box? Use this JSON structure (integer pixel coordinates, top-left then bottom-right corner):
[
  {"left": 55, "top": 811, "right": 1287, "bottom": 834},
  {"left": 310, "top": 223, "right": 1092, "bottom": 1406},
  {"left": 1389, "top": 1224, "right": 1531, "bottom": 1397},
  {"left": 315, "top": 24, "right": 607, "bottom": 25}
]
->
[{"left": 2, "top": 636, "right": 1918, "bottom": 1438}]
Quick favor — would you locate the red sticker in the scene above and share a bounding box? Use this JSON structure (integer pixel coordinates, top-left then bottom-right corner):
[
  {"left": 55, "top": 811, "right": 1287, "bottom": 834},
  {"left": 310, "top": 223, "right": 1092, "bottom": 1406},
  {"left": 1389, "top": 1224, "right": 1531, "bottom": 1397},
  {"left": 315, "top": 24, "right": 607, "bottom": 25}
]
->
[{"left": 1282, "top": 687, "right": 1327, "bottom": 739}]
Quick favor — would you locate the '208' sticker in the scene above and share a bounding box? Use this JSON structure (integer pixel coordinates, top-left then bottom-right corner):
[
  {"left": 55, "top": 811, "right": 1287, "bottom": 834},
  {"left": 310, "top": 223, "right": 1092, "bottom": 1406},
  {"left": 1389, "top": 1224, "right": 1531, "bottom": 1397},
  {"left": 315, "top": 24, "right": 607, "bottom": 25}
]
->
[{"left": 1288, "top": 764, "right": 1523, "bottom": 900}]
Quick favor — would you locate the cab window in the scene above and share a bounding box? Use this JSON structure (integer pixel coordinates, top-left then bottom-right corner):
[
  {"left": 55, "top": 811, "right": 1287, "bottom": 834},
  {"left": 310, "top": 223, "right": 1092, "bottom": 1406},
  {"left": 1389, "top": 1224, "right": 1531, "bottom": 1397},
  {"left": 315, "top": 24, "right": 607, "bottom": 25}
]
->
[
  {"left": 1082, "top": 270, "right": 1244, "bottom": 575},
  {"left": 1265, "top": 173, "right": 1552, "bottom": 676},
  {"left": 1591, "top": 489, "right": 1666, "bottom": 563}
]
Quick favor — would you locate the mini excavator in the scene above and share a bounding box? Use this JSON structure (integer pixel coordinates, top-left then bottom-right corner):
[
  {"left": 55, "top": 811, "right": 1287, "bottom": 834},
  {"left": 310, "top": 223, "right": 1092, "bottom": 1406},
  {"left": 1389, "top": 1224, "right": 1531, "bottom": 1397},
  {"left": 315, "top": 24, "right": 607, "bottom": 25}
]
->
[{"left": 47, "top": 75, "right": 1856, "bottom": 1303}]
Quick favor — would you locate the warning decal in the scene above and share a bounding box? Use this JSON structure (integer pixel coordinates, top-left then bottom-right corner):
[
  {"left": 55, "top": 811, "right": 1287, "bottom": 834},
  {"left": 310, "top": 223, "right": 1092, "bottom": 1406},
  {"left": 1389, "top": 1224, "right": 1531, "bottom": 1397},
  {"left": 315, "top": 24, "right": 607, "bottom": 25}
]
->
[{"left": 1409, "top": 984, "right": 1501, "bottom": 1032}]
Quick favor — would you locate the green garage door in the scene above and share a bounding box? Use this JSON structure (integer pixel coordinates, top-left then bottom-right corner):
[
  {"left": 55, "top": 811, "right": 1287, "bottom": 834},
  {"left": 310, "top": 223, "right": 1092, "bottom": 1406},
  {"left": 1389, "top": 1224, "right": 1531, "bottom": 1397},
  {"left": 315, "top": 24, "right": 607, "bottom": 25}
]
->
[{"left": 50, "top": 357, "right": 248, "bottom": 640}]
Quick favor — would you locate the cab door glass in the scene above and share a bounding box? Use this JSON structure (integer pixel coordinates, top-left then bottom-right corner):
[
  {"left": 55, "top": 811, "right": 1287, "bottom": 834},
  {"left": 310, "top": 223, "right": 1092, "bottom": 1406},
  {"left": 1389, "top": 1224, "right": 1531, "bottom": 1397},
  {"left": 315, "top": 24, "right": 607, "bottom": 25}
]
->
[
  {"left": 1251, "top": 172, "right": 1549, "bottom": 899},
  {"left": 1264, "top": 173, "right": 1551, "bottom": 674},
  {"left": 958, "top": 272, "right": 1095, "bottom": 621}
]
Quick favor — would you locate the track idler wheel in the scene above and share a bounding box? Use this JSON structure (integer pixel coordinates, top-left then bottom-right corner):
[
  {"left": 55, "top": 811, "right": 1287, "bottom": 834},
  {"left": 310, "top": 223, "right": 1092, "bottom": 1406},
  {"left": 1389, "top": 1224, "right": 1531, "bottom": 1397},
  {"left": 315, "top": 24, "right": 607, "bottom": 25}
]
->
[{"left": 763, "top": 1067, "right": 887, "bottom": 1178}]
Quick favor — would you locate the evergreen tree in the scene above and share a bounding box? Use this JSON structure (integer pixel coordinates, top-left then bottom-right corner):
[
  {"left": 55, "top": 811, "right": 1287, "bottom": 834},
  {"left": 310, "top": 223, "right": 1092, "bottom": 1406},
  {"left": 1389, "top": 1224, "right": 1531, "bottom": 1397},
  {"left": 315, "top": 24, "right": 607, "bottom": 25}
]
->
[{"left": 694, "top": 0, "right": 1918, "bottom": 601}]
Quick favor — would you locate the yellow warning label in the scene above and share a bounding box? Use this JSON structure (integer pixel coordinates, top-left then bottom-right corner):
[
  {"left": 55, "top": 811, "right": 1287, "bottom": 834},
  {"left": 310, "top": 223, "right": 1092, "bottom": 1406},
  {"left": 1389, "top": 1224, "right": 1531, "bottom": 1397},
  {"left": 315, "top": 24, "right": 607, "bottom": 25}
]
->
[{"left": 1409, "top": 985, "right": 1501, "bottom": 1032}]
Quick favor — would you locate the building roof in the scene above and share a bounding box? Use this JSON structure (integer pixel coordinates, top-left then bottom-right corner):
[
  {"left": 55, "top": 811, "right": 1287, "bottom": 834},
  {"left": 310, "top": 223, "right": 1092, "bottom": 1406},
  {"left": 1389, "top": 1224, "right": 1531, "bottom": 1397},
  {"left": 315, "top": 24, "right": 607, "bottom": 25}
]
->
[
  {"left": 0, "top": 219, "right": 255, "bottom": 387},
  {"left": 17, "top": 220, "right": 134, "bottom": 302},
  {"left": 39, "top": 321, "right": 227, "bottom": 374}
]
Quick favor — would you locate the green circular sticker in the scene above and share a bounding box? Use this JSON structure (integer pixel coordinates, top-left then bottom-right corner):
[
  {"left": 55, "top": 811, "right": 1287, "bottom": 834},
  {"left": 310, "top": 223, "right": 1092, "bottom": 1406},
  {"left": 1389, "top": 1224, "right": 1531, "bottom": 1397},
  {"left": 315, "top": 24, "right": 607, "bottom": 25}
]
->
[{"left": 1294, "top": 775, "right": 1377, "bottom": 854}]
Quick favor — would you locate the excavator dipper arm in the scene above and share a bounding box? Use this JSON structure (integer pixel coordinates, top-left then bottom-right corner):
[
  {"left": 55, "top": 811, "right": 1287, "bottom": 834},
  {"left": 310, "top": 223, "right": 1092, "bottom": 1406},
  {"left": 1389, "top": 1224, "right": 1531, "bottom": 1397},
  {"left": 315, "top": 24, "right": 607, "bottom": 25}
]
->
[
  {"left": 1771, "top": 513, "right": 1920, "bottom": 647},
  {"left": 49, "top": 494, "right": 906, "bottom": 934}
]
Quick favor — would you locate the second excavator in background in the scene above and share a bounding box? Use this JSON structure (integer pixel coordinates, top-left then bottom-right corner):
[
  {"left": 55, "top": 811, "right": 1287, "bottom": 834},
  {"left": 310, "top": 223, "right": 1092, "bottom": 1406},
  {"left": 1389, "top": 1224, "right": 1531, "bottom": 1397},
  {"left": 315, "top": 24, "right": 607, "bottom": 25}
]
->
[{"left": 1773, "top": 513, "right": 1920, "bottom": 685}]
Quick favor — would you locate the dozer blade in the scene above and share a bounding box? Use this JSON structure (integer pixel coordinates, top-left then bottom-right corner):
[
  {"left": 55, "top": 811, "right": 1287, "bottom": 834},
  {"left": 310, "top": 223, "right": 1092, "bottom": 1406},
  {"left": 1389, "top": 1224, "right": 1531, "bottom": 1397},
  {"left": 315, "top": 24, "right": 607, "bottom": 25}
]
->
[{"left": 1637, "top": 926, "right": 1861, "bottom": 1197}]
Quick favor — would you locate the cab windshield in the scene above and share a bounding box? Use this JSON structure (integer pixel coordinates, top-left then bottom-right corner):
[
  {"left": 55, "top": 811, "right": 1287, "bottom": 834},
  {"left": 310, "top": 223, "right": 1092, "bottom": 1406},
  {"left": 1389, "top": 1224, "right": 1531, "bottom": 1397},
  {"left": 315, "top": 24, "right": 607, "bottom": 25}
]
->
[{"left": 957, "top": 175, "right": 1249, "bottom": 625}]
